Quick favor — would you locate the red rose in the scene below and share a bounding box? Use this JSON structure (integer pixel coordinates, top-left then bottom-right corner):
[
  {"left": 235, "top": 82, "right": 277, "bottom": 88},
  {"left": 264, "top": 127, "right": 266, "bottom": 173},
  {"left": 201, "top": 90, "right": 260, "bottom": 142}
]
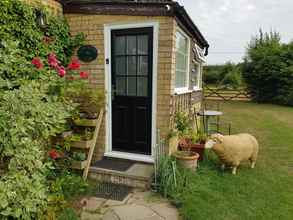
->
[
  {"left": 79, "top": 71, "right": 89, "bottom": 79},
  {"left": 48, "top": 53, "right": 59, "bottom": 68},
  {"left": 68, "top": 59, "right": 80, "bottom": 70},
  {"left": 57, "top": 66, "right": 66, "bottom": 77},
  {"left": 31, "top": 57, "right": 43, "bottom": 69},
  {"left": 48, "top": 149, "right": 60, "bottom": 160}
]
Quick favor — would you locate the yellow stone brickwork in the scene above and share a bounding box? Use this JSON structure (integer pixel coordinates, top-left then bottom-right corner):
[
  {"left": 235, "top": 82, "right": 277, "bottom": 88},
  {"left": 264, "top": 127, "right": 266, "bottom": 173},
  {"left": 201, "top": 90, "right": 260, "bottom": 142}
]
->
[
  {"left": 23, "top": 0, "right": 63, "bottom": 16},
  {"left": 65, "top": 14, "right": 177, "bottom": 160}
]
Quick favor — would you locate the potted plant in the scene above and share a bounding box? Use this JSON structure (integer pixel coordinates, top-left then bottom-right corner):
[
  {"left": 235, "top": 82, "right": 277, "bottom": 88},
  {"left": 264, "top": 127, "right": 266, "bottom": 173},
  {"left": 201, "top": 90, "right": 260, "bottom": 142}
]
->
[
  {"left": 174, "top": 111, "right": 208, "bottom": 161},
  {"left": 189, "top": 131, "right": 207, "bottom": 161},
  {"left": 65, "top": 130, "right": 94, "bottom": 149},
  {"left": 70, "top": 152, "right": 87, "bottom": 170},
  {"left": 76, "top": 87, "right": 104, "bottom": 119},
  {"left": 173, "top": 150, "right": 200, "bottom": 171}
]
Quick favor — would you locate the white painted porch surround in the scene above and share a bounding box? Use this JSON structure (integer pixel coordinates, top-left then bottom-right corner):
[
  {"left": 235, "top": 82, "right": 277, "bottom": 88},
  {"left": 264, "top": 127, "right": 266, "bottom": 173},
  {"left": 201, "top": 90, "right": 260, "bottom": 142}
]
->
[{"left": 104, "top": 21, "right": 159, "bottom": 163}]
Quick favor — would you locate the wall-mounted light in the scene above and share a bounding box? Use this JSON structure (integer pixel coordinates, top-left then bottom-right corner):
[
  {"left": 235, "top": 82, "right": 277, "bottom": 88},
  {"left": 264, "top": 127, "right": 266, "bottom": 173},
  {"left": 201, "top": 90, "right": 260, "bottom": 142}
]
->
[{"left": 35, "top": 10, "right": 47, "bottom": 31}]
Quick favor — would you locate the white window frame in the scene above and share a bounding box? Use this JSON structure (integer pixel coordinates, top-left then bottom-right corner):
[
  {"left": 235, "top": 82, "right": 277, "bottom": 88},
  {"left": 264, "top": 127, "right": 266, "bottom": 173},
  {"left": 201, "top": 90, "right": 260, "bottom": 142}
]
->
[
  {"left": 192, "top": 60, "right": 202, "bottom": 91},
  {"left": 174, "top": 28, "right": 191, "bottom": 94}
]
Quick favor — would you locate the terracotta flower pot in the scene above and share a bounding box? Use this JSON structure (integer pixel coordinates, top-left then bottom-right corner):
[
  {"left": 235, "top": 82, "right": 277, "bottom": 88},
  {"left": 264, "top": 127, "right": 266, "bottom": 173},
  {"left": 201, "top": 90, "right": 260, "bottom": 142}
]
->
[
  {"left": 178, "top": 138, "right": 206, "bottom": 161},
  {"left": 173, "top": 151, "right": 200, "bottom": 171},
  {"left": 189, "top": 143, "right": 205, "bottom": 161}
]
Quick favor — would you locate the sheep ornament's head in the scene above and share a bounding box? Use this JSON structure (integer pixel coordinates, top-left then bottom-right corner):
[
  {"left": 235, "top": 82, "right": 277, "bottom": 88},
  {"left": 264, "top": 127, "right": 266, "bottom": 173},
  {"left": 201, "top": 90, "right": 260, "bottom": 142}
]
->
[{"left": 205, "top": 134, "right": 224, "bottom": 149}]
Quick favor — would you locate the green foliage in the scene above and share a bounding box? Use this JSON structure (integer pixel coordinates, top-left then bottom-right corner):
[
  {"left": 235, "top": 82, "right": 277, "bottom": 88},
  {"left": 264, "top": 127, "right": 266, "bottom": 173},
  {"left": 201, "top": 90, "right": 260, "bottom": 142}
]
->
[
  {"left": 204, "top": 62, "right": 244, "bottom": 88},
  {"left": 174, "top": 112, "right": 191, "bottom": 137},
  {"left": 203, "top": 65, "right": 223, "bottom": 85},
  {"left": 0, "top": 0, "right": 85, "bottom": 218},
  {"left": 0, "top": 0, "right": 84, "bottom": 63},
  {"left": 58, "top": 208, "right": 79, "bottom": 220},
  {"left": 50, "top": 173, "right": 88, "bottom": 200},
  {"left": 0, "top": 82, "right": 74, "bottom": 219},
  {"left": 243, "top": 29, "right": 293, "bottom": 106},
  {"left": 156, "top": 156, "right": 193, "bottom": 207},
  {"left": 72, "top": 152, "right": 87, "bottom": 162}
]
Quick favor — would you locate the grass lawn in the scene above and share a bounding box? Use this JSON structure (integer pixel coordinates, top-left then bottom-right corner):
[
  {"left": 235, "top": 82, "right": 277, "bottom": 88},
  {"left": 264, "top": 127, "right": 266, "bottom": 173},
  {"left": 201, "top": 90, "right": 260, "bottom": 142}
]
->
[{"left": 177, "top": 101, "right": 293, "bottom": 220}]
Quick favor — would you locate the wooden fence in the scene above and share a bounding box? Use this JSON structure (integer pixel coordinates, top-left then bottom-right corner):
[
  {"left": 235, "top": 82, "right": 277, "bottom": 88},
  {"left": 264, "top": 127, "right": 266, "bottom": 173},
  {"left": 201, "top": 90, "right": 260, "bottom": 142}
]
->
[{"left": 204, "top": 85, "right": 252, "bottom": 101}]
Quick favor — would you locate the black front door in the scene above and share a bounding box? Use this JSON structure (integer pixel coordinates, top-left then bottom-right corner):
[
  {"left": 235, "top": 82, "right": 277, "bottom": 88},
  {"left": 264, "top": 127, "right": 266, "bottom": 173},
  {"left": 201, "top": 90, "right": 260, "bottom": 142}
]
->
[{"left": 111, "top": 27, "right": 153, "bottom": 155}]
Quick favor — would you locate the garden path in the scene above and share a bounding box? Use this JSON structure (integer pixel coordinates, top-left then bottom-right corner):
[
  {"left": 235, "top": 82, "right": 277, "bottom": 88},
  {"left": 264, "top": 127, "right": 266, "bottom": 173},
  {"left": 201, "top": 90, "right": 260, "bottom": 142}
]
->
[{"left": 80, "top": 190, "right": 180, "bottom": 220}]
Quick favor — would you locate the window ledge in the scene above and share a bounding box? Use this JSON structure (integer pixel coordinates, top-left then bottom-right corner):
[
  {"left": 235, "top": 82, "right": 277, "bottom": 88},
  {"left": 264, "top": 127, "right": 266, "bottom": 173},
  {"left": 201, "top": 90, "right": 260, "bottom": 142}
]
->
[
  {"left": 193, "top": 87, "right": 202, "bottom": 92},
  {"left": 174, "top": 88, "right": 202, "bottom": 95}
]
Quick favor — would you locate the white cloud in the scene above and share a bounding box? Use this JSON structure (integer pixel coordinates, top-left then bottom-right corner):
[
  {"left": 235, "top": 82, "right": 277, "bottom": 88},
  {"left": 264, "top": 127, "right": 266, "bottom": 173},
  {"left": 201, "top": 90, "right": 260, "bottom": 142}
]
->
[{"left": 180, "top": 0, "right": 293, "bottom": 64}]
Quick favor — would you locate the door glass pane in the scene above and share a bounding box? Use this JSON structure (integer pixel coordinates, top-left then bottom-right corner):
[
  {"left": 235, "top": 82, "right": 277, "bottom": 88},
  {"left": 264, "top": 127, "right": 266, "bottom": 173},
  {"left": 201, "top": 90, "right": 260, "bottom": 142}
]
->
[
  {"left": 137, "top": 77, "right": 148, "bottom": 97},
  {"left": 115, "top": 57, "right": 126, "bottom": 75},
  {"left": 127, "top": 56, "right": 137, "bottom": 75},
  {"left": 127, "top": 36, "right": 137, "bottom": 55},
  {"left": 116, "top": 77, "right": 126, "bottom": 96},
  {"left": 138, "top": 56, "right": 148, "bottom": 76},
  {"left": 127, "top": 77, "right": 136, "bottom": 96},
  {"left": 115, "top": 36, "right": 126, "bottom": 55},
  {"left": 138, "top": 35, "right": 148, "bottom": 55}
]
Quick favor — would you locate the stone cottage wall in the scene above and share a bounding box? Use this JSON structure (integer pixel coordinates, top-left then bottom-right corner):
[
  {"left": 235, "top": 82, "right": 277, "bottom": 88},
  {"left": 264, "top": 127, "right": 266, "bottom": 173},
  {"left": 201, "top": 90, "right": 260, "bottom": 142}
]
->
[
  {"left": 23, "top": 0, "right": 63, "bottom": 16},
  {"left": 65, "top": 14, "right": 176, "bottom": 161}
]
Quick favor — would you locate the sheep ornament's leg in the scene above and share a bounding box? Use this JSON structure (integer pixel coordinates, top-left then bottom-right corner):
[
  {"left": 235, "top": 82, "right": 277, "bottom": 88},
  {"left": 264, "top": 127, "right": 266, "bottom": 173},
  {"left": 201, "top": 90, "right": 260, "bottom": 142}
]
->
[
  {"left": 232, "top": 167, "right": 237, "bottom": 175},
  {"left": 251, "top": 161, "right": 256, "bottom": 169}
]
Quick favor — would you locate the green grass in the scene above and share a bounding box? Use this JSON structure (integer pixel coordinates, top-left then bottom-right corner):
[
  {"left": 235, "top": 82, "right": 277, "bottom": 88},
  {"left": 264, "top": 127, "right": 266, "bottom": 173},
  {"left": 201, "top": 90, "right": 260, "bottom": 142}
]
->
[{"left": 176, "top": 102, "right": 293, "bottom": 220}]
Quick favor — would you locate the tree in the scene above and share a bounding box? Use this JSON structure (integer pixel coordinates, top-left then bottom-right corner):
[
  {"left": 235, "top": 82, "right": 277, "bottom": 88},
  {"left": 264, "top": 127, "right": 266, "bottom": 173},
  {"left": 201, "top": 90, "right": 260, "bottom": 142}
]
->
[{"left": 243, "top": 29, "right": 293, "bottom": 106}]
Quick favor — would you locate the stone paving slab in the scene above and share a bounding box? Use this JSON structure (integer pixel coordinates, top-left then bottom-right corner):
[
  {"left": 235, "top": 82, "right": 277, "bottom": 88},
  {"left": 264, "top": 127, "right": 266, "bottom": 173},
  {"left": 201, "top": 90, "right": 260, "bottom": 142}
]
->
[
  {"left": 111, "top": 204, "right": 163, "bottom": 220},
  {"left": 80, "top": 190, "right": 179, "bottom": 220}
]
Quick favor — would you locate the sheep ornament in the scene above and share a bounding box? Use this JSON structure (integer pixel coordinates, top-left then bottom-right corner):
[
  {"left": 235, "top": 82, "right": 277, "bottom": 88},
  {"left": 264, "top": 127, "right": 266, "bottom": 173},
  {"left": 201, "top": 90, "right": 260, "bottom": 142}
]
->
[{"left": 205, "top": 133, "right": 259, "bottom": 175}]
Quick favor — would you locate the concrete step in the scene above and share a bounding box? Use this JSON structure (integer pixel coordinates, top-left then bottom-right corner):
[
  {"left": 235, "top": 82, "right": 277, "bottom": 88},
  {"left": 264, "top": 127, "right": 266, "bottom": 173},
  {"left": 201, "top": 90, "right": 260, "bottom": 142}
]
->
[{"left": 89, "top": 163, "right": 154, "bottom": 190}]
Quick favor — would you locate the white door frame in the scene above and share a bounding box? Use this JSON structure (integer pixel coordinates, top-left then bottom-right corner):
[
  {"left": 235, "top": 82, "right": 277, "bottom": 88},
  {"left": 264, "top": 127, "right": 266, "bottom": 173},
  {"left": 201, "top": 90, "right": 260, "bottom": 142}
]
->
[{"left": 104, "top": 21, "right": 159, "bottom": 163}]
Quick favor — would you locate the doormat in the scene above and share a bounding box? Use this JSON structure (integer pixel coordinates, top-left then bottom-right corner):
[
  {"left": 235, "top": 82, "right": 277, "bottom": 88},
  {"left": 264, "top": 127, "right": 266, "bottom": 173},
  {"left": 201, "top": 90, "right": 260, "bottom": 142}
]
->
[
  {"left": 95, "top": 182, "right": 132, "bottom": 201},
  {"left": 93, "top": 157, "right": 135, "bottom": 172}
]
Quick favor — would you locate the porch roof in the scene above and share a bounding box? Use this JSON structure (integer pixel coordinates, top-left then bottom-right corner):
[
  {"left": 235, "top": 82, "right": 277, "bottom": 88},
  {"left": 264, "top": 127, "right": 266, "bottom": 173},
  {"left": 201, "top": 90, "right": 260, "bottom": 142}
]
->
[{"left": 60, "top": 0, "right": 209, "bottom": 54}]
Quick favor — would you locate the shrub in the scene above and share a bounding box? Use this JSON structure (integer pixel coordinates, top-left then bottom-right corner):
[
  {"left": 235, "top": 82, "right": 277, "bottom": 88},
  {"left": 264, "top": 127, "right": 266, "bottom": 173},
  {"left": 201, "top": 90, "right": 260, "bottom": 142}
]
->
[
  {"left": 243, "top": 30, "right": 293, "bottom": 106},
  {"left": 0, "top": 0, "right": 85, "bottom": 218}
]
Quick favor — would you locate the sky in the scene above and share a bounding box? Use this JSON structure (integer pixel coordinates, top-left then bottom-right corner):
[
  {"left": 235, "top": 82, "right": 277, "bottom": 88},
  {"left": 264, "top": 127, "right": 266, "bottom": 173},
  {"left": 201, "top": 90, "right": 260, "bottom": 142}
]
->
[{"left": 178, "top": 0, "right": 293, "bottom": 64}]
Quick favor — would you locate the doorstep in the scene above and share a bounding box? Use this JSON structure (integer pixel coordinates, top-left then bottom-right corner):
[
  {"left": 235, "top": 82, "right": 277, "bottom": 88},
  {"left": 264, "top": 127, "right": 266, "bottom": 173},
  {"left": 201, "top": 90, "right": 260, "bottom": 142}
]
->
[{"left": 89, "top": 159, "right": 154, "bottom": 190}]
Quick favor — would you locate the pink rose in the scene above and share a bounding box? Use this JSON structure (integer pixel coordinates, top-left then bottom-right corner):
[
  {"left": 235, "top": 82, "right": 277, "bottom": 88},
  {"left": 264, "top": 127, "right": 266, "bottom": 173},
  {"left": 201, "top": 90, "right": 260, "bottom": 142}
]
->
[{"left": 57, "top": 66, "right": 66, "bottom": 77}]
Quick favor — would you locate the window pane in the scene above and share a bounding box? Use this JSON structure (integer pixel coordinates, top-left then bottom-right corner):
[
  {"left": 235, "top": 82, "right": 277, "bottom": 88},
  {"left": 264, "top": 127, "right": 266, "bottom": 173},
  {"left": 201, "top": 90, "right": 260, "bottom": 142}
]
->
[
  {"left": 176, "top": 53, "right": 186, "bottom": 71},
  {"left": 127, "top": 36, "right": 137, "bottom": 55},
  {"left": 127, "top": 56, "right": 137, "bottom": 75},
  {"left": 175, "top": 70, "right": 186, "bottom": 88},
  {"left": 116, "top": 77, "right": 126, "bottom": 95},
  {"left": 115, "top": 36, "right": 125, "bottom": 55},
  {"left": 191, "top": 63, "right": 201, "bottom": 88},
  {"left": 138, "top": 35, "right": 148, "bottom": 55},
  {"left": 175, "top": 30, "right": 189, "bottom": 89},
  {"left": 127, "top": 77, "right": 136, "bottom": 96},
  {"left": 176, "top": 32, "right": 187, "bottom": 53},
  {"left": 137, "top": 77, "right": 148, "bottom": 97},
  {"left": 138, "top": 56, "right": 148, "bottom": 76},
  {"left": 115, "top": 57, "right": 126, "bottom": 75}
]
